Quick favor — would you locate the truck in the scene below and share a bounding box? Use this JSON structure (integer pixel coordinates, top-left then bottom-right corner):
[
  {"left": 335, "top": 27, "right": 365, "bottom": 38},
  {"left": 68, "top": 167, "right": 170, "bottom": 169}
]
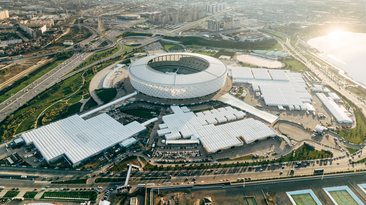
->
[{"left": 21, "top": 175, "right": 27, "bottom": 179}]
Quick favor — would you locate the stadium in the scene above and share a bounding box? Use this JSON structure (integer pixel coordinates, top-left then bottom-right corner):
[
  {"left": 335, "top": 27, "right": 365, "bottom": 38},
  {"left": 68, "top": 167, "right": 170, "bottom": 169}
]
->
[{"left": 128, "top": 53, "right": 228, "bottom": 99}]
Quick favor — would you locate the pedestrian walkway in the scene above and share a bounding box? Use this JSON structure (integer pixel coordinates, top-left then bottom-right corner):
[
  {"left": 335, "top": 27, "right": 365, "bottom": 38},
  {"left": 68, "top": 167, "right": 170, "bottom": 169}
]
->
[
  {"left": 0, "top": 189, "right": 8, "bottom": 197},
  {"left": 34, "top": 191, "right": 44, "bottom": 200}
]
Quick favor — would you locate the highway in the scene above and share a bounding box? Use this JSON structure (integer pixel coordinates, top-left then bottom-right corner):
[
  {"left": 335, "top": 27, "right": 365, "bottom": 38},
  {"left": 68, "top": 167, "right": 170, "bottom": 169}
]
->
[{"left": 0, "top": 28, "right": 122, "bottom": 123}]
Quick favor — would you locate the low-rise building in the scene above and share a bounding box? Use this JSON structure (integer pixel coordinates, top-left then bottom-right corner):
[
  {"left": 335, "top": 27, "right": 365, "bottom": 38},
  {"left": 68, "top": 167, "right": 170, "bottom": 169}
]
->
[
  {"left": 204, "top": 197, "right": 212, "bottom": 205},
  {"left": 0, "top": 10, "right": 9, "bottom": 20},
  {"left": 130, "top": 197, "right": 138, "bottom": 205}
]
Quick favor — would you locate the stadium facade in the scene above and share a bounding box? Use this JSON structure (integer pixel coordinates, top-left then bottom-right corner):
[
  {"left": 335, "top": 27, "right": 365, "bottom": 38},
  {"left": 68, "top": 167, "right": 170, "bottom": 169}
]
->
[{"left": 128, "top": 53, "right": 228, "bottom": 99}]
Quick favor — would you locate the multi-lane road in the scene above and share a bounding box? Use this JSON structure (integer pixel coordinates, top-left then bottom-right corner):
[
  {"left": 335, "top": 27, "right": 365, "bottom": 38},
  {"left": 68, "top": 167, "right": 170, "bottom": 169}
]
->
[{"left": 0, "top": 28, "right": 122, "bottom": 123}]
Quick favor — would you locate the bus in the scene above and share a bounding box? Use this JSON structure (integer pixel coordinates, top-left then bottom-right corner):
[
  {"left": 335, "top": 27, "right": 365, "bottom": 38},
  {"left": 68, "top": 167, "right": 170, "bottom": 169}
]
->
[{"left": 314, "top": 169, "right": 324, "bottom": 175}]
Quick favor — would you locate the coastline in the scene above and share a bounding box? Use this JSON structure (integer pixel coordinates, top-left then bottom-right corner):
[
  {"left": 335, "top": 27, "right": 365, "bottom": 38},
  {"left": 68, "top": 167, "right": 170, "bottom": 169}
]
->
[{"left": 308, "top": 51, "right": 366, "bottom": 90}]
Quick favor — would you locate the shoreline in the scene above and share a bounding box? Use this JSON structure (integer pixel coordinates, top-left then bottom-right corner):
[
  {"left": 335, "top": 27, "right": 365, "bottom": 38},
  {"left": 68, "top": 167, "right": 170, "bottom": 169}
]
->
[{"left": 309, "top": 51, "right": 366, "bottom": 90}]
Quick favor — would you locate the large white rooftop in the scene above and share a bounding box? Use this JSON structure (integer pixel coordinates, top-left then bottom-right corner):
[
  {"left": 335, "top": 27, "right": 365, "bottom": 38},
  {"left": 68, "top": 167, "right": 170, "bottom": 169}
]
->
[
  {"left": 22, "top": 114, "right": 146, "bottom": 165},
  {"left": 229, "top": 67, "right": 312, "bottom": 108},
  {"left": 316, "top": 93, "right": 352, "bottom": 124},
  {"left": 158, "top": 106, "right": 277, "bottom": 153}
]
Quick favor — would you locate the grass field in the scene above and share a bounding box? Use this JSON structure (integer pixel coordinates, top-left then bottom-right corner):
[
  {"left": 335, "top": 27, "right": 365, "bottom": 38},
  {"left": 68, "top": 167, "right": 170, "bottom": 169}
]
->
[
  {"left": 95, "top": 178, "right": 125, "bottom": 183},
  {"left": 348, "top": 86, "right": 366, "bottom": 100},
  {"left": 329, "top": 190, "right": 358, "bottom": 205},
  {"left": 98, "top": 41, "right": 108, "bottom": 48},
  {"left": 68, "top": 95, "right": 82, "bottom": 104},
  {"left": 118, "top": 32, "right": 152, "bottom": 39},
  {"left": 23, "top": 192, "right": 38, "bottom": 199},
  {"left": 160, "top": 41, "right": 184, "bottom": 51},
  {"left": 122, "top": 44, "right": 137, "bottom": 53},
  {"left": 347, "top": 147, "right": 359, "bottom": 154},
  {"left": 164, "top": 36, "right": 278, "bottom": 50},
  {"left": 109, "top": 156, "right": 141, "bottom": 172},
  {"left": 122, "top": 108, "right": 157, "bottom": 119},
  {"left": 213, "top": 50, "right": 235, "bottom": 58},
  {"left": 95, "top": 88, "right": 117, "bottom": 103},
  {"left": 282, "top": 59, "right": 309, "bottom": 71},
  {"left": 230, "top": 154, "right": 253, "bottom": 161},
  {"left": 51, "top": 179, "right": 87, "bottom": 184},
  {"left": 42, "top": 191, "right": 97, "bottom": 201},
  {"left": 83, "top": 97, "right": 98, "bottom": 111},
  {"left": 192, "top": 51, "right": 217, "bottom": 56},
  {"left": 291, "top": 194, "right": 317, "bottom": 205},
  {"left": 39, "top": 101, "right": 82, "bottom": 126},
  {"left": 3, "top": 191, "right": 19, "bottom": 198},
  {"left": 269, "top": 42, "right": 283, "bottom": 51}
]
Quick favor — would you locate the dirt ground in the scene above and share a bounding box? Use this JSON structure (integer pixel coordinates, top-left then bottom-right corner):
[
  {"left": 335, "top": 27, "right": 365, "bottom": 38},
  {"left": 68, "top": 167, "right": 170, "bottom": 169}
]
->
[{"left": 0, "top": 57, "right": 46, "bottom": 85}]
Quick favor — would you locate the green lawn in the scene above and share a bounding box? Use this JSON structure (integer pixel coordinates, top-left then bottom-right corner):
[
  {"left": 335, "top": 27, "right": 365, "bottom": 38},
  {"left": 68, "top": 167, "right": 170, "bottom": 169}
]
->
[
  {"left": 218, "top": 154, "right": 254, "bottom": 162},
  {"left": 23, "top": 192, "right": 38, "bottom": 199},
  {"left": 337, "top": 108, "right": 366, "bottom": 144},
  {"left": 268, "top": 42, "right": 283, "bottom": 51},
  {"left": 117, "top": 32, "right": 152, "bottom": 39},
  {"left": 3, "top": 191, "right": 19, "bottom": 198},
  {"left": 235, "top": 87, "right": 244, "bottom": 98},
  {"left": 160, "top": 42, "right": 184, "bottom": 51},
  {"left": 282, "top": 59, "right": 309, "bottom": 71},
  {"left": 51, "top": 179, "right": 87, "bottom": 184},
  {"left": 164, "top": 36, "right": 278, "bottom": 50},
  {"left": 98, "top": 41, "right": 108, "bottom": 48},
  {"left": 122, "top": 108, "right": 157, "bottom": 119},
  {"left": 95, "top": 88, "right": 117, "bottom": 103},
  {"left": 109, "top": 156, "right": 140, "bottom": 172},
  {"left": 122, "top": 44, "right": 137, "bottom": 53},
  {"left": 68, "top": 95, "right": 82, "bottom": 104},
  {"left": 42, "top": 191, "right": 97, "bottom": 201},
  {"left": 83, "top": 97, "right": 98, "bottom": 111},
  {"left": 348, "top": 86, "right": 366, "bottom": 100},
  {"left": 192, "top": 51, "right": 217, "bottom": 56},
  {"left": 330, "top": 87, "right": 366, "bottom": 144},
  {"left": 213, "top": 50, "right": 235, "bottom": 58},
  {"left": 347, "top": 147, "right": 359, "bottom": 154},
  {"left": 95, "top": 178, "right": 125, "bottom": 183}
]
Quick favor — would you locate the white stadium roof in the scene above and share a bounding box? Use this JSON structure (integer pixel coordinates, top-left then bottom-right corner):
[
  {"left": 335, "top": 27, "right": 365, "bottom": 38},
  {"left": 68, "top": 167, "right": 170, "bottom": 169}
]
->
[
  {"left": 158, "top": 106, "right": 277, "bottom": 153},
  {"left": 129, "top": 53, "right": 228, "bottom": 99},
  {"left": 129, "top": 53, "right": 227, "bottom": 85},
  {"left": 22, "top": 114, "right": 146, "bottom": 165}
]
